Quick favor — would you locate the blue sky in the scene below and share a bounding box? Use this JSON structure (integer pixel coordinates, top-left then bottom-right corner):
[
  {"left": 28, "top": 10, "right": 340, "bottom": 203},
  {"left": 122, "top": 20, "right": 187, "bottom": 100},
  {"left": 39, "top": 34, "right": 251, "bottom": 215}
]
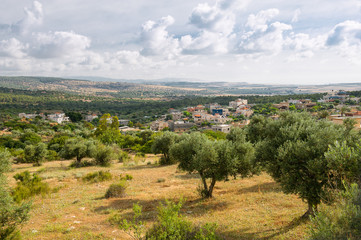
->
[{"left": 0, "top": 0, "right": 360, "bottom": 84}]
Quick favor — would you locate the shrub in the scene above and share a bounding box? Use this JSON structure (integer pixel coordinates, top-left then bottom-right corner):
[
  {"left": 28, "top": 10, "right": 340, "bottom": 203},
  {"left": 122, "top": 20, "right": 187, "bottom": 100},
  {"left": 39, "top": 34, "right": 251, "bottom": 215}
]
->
[
  {"left": 82, "top": 171, "right": 113, "bottom": 183},
  {"left": 94, "top": 145, "right": 114, "bottom": 167},
  {"left": 0, "top": 150, "right": 31, "bottom": 240},
  {"left": 308, "top": 183, "right": 361, "bottom": 240},
  {"left": 118, "top": 151, "right": 130, "bottom": 163},
  {"left": 105, "top": 180, "right": 127, "bottom": 198},
  {"left": 120, "top": 174, "right": 133, "bottom": 181},
  {"left": 114, "top": 199, "right": 220, "bottom": 240},
  {"left": 47, "top": 150, "right": 59, "bottom": 161},
  {"left": 146, "top": 200, "right": 219, "bottom": 240},
  {"left": 12, "top": 171, "right": 50, "bottom": 203},
  {"left": 24, "top": 143, "right": 48, "bottom": 166}
]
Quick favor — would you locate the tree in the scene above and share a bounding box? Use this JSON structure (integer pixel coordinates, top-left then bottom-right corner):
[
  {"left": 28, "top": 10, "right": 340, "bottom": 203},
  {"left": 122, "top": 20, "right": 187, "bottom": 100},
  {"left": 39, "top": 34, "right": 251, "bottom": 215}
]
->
[
  {"left": 253, "top": 111, "right": 345, "bottom": 216},
  {"left": 60, "top": 138, "right": 96, "bottom": 166},
  {"left": 24, "top": 143, "right": 48, "bottom": 166},
  {"left": 94, "top": 144, "right": 114, "bottom": 167},
  {"left": 66, "top": 112, "right": 83, "bottom": 122},
  {"left": 19, "top": 131, "right": 41, "bottom": 145},
  {"left": 170, "top": 132, "right": 255, "bottom": 198},
  {"left": 151, "top": 131, "right": 180, "bottom": 165},
  {"left": 0, "top": 149, "right": 31, "bottom": 239}
]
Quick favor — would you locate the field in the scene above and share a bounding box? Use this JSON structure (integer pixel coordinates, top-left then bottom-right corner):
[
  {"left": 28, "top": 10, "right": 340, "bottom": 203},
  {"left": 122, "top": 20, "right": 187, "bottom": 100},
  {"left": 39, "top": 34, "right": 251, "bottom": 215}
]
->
[{"left": 7, "top": 155, "right": 310, "bottom": 240}]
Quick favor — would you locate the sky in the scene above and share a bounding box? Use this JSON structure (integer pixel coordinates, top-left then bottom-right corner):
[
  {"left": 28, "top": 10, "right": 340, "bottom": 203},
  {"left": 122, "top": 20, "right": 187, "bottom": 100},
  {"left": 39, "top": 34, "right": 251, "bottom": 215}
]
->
[{"left": 0, "top": 0, "right": 361, "bottom": 84}]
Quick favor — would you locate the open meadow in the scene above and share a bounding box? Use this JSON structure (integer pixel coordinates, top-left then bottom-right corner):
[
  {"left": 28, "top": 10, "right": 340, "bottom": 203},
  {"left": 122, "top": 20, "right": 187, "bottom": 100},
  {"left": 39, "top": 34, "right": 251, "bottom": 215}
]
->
[{"left": 7, "top": 155, "right": 310, "bottom": 240}]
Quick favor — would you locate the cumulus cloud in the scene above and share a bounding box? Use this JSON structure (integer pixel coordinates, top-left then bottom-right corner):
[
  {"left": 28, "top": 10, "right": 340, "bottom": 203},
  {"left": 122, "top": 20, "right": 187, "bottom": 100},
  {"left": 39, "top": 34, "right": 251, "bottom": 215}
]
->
[
  {"left": 28, "top": 31, "right": 91, "bottom": 58},
  {"left": 236, "top": 9, "right": 292, "bottom": 56},
  {"left": 325, "top": 20, "right": 361, "bottom": 63},
  {"left": 140, "top": 16, "right": 180, "bottom": 58},
  {"left": 180, "top": 0, "right": 243, "bottom": 55},
  {"left": 6, "top": 1, "right": 43, "bottom": 35},
  {"left": 0, "top": 38, "right": 26, "bottom": 58}
]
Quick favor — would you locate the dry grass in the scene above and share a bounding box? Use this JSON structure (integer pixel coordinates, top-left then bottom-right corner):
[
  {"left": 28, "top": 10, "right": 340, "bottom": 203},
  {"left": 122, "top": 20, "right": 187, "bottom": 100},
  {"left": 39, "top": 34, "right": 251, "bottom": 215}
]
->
[{"left": 7, "top": 155, "right": 310, "bottom": 240}]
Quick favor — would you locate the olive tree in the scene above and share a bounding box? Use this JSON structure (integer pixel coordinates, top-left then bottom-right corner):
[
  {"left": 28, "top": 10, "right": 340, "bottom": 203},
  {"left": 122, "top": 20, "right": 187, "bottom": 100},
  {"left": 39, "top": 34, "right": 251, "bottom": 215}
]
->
[
  {"left": 152, "top": 131, "right": 180, "bottom": 165},
  {"left": 170, "top": 132, "right": 255, "bottom": 198},
  {"left": 24, "top": 143, "right": 48, "bottom": 166},
  {"left": 0, "top": 149, "right": 31, "bottom": 239},
  {"left": 253, "top": 111, "right": 345, "bottom": 216},
  {"left": 60, "top": 138, "right": 96, "bottom": 166}
]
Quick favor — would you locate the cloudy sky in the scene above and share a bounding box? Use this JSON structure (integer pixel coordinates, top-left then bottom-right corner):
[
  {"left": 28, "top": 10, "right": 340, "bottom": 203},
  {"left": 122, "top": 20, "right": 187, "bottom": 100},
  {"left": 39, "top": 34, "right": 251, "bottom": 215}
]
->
[{"left": 0, "top": 0, "right": 361, "bottom": 84}]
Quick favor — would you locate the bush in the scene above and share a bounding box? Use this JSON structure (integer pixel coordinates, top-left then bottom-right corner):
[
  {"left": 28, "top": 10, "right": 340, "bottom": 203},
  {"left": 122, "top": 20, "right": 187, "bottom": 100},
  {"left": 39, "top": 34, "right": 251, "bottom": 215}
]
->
[
  {"left": 308, "top": 183, "right": 361, "bottom": 240},
  {"left": 24, "top": 143, "right": 48, "bottom": 166},
  {"left": 47, "top": 150, "right": 59, "bottom": 161},
  {"left": 114, "top": 199, "right": 220, "bottom": 240},
  {"left": 146, "top": 200, "right": 218, "bottom": 240},
  {"left": 105, "top": 180, "right": 127, "bottom": 198},
  {"left": 0, "top": 149, "right": 31, "bottom": 240},
  {"left": 94, "top": 145, "right": 113, "bottom": 167},
  {"left": 12, "top": 171, "right": 50, "bottom": 203},
  {"left": 82, "top": 171, "right": 113, "bottom": 183},
  {"left": 118, "top": 151, "right": 130, "bottom": 163},
  {"left": 120, "top": 174, "right": 133, "bottom": 181}
]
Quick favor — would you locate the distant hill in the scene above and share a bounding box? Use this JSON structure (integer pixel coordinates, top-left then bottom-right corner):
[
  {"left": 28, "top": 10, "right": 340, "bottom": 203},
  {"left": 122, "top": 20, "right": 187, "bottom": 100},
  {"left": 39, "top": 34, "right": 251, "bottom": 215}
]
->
[{"left": 1, "top": 76, "right": 361, "bottom": 97}]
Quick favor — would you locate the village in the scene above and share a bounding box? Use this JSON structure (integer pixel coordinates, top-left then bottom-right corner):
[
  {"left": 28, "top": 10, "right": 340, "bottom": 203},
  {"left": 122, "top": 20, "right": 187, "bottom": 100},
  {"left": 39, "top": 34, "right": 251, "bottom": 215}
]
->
[{"left": 15, "top": 90, "right": 361, "bottom": 134}]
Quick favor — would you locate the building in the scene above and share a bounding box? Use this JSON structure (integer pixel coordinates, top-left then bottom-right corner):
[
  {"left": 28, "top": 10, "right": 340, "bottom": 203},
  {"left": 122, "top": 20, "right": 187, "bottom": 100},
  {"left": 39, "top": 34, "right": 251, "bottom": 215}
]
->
[
  {"left": 229, "top": 99, "right": 248, "bottom": 109},
  {"left": 168, "top": 121, "right": 195, "bottom": 132},
  {"left": 150, "top": 120, "right": 169, "bottom": 131},
  {"left": 118, "top": 119, "right": 130, "bottom": 126},
  {"left": 85, "top": 114, "right": 98, "bottom": 122},
  {"left": 211, "top": 124, "right": 231, "bottom": 133},
  {"left": 48, "top": 113, "right": 69, "bottom": 124},
  {"left": 236, "top": 107, "right": 254, "bottom": 118}
]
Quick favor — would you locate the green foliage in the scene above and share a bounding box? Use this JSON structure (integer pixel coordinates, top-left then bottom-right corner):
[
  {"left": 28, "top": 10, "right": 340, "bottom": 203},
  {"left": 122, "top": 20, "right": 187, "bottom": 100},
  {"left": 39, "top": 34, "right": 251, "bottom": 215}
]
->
[
  {"left": 82, "top": 171, "right": 113, "bottom": 183},
  {"left": 105, "top": 180, "right": 128, "bottom": 198},
  {"left": 24, "top": 143, "right": 48, "bottom": 166},
  {"left": 325, "top": 141, "right": 361, "bottom": 187},
  {"left": 152, "top": 131, "right": 180, "bottom": 165},
  {"left": 118, "top": 151, "right": 130, "bottom": 163},
  {"left": 0, "top": 136, "right": 25, "bottom": 149},
  {"left": 253, "top": 111, "right": 345, "bottom": 215},
  {"left": 94, "top": 144, "right": 114, "bottom": 167},
  {"left": 146, "top": 200, "right": 219, "bottom": 240},
  {"left": 202, "top": 130, "right": 226, "bottom": 140},
  {"left": 66, "top": 112, "right": 83, "bottom": 122},
  {"left": 308, "top": 183, "right": 361, "bottom": 240},
  {"left": 170, "top": 132, "right": 255, "bottom": 198},
  {"left": 12, "top": 171, "right": 50, "bottom": 203},
  {"left": 60, "top": 138, "right": 96, "bottom": 167},
  {"left": 120, "top": 174, "right": 133, "bottom": 181},
  {"left": 48, "top": 134, "right": 70, "bottom": 152},
  {"left": 111, "top": 203, "right": 144, "bottom": 240},
  {"left": 19, "top": 131, "right": 41, "bottom": 145},
  {"left": 0, "top": 149, "right": 31, "bottom": 240},
  {"left": 46, "top": 150, "right": 59, "bottom": 161}
]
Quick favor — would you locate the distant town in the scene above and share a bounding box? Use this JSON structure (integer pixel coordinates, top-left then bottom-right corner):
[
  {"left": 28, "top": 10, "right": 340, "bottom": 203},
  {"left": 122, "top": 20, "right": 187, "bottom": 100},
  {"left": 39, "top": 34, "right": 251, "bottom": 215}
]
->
[{"left": 15, "top": 90, "right": 361, "bottom": 134}]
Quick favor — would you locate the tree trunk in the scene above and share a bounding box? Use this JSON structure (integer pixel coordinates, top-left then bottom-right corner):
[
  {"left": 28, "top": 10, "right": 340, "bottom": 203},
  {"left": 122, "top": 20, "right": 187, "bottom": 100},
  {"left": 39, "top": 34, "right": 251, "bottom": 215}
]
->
[
  {"left": 302, "top": 202, "right": 317, "bottom": 218},
  {"left": 207, "top": 178, "right": 217, "bottom": 198}
]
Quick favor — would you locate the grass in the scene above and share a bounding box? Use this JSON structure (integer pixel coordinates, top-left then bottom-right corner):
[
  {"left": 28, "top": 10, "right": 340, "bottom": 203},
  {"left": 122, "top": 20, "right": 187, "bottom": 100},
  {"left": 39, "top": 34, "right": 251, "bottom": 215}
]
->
[{"left": 7, "top": 155, "right": 311, "bottom": 240}]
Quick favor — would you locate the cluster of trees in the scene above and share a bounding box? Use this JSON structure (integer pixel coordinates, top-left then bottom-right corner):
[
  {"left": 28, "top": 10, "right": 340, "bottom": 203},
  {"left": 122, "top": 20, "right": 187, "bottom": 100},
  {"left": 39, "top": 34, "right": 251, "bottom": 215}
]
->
[{"left": 152, "top": 111, "right": 361, "bottom": 220}]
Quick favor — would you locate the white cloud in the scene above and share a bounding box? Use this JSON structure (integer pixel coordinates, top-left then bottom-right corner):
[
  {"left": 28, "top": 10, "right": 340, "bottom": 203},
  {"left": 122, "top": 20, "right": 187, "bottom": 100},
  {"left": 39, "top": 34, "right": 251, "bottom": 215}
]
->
[
  {"left": 246, "top": 8, "right": 280, "bottom": 32},
  {"left": 326, "top": 20, "right": 361, "bottom": 63},
  {"left": 236, "top": 9, "right": 292, "bottom": 56},
  {"left": 291, "top": 9, "right": 301, "bottom": 23},
  {"left": 0, "top": 38, "right": 26, "bottom": 58},
  {"left": 140, "top": 15, "right": 180, "bottom": 58},
  {"left": 28, "top": 31, "right": 91, "bottom": 58},
  {"left": 12, "top": 1, "right": 43, "bottom": 35}
]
